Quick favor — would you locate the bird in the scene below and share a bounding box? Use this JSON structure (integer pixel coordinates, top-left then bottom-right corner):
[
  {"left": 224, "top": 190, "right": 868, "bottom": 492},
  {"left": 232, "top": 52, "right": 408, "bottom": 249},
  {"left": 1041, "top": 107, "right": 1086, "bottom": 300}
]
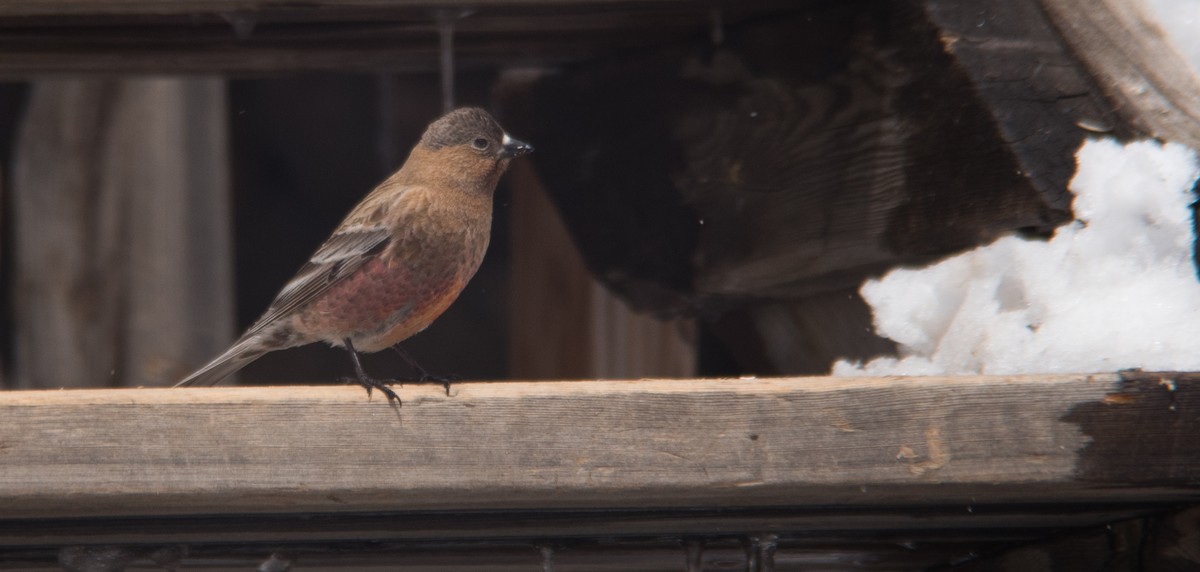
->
[{"left": 175, "top": 107, "right": 533, "bottom": 403}]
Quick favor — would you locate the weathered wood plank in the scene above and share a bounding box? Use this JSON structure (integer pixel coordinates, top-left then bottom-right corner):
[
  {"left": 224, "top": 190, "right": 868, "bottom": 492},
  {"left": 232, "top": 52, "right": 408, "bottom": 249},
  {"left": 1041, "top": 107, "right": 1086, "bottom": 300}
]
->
[
  {"left": 1040, "top": 0, "right": 1200, "bottom": 148},
  {"left": 0, "top": 372, "right": 1196, "bottom": 520},
  {"left": 922, "top": 0, "right": 1126, "bottom": 209},
  {"left": 118, "top": 78, "right": 235, "bottom": 387},
  {"left": 13, "top": 81, "right": 123, "bottom": 389},
  {"left": 509, "top": 161, "right": 696, "bottom": 380},
  {"left": 11, "top": 78, "right": 234, "bottom": 389},
  {"left": 509, "top": 159, "right": 602, "bottom": 378}
]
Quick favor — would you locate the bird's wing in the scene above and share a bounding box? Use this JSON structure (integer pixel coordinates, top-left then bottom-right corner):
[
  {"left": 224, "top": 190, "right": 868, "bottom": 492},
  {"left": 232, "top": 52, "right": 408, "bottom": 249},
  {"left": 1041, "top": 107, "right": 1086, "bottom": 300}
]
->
[
  {"left": 244, "top": 223, "right": 393, "bottom": 336},
  {"left": 177, "top": 224, "right": 392, "bottom": 387}
]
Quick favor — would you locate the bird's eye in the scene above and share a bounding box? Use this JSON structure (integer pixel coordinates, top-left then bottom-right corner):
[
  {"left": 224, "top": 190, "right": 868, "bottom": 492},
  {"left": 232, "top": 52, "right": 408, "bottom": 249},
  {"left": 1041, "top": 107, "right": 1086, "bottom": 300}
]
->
[{"left": 472, "top": 137, "right": 490, "bottom": 150}]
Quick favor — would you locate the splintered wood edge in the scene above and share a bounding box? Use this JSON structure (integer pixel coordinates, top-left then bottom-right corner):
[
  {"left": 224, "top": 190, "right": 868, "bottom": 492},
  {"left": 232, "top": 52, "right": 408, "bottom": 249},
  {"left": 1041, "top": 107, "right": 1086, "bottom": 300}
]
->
[{"left": 1, "top": 372, "right": 1197, "bottom": 520}]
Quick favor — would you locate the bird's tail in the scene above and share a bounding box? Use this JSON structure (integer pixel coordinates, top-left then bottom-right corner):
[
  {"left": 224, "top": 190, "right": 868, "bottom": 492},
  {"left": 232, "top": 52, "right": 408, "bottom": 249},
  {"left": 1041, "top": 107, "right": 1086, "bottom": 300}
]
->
[{"left": 175, "top": 336, "right": 269, "bottom": 388}]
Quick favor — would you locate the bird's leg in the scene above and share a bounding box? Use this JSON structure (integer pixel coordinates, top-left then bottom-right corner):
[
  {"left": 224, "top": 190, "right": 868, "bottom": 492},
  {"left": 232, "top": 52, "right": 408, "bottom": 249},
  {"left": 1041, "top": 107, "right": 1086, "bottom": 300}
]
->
[
  {"left": 391, "top": 345, "right": 457, "bottom": 395},
  {"left": 342, "top": 339, "right": 401, "bottom": 405}
]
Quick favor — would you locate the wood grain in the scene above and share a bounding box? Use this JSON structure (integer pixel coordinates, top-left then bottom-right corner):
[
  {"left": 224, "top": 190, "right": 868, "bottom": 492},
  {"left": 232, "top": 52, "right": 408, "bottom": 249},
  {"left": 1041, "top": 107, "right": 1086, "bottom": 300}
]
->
[
  {"left": 923, "top": 0, "right": 1126, "bottom": 209},
  {"left": 0, "top": 372, "right": 1196, "bottom": 520},
  {"left": 507, "top": 2, "right": 1072, "bottom": 322},
  {"left": 11, "top": 79, "right": 234, "bottom": 389},
  {"left": 1040, "top": 0, "right": 1200, "bottom": 148}
]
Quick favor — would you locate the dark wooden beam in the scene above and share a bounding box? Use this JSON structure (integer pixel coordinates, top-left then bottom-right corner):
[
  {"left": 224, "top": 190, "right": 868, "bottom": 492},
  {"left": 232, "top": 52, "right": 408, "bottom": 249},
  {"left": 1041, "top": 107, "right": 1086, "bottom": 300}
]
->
[
  {"left": 0, "top": 505, "right": 1166, "bottom": 546},
  {"left": 503, "top": 0, "right": 1075, "bottom": 323},
  {"left": 0, "top": 0, "right": 744, "bottom": 16},
  {"left": 0, "top": 2, "right": 798, "bottom": 75},
  {"left": 0, "top": 518, "right": 1172, "bottom": 572}
]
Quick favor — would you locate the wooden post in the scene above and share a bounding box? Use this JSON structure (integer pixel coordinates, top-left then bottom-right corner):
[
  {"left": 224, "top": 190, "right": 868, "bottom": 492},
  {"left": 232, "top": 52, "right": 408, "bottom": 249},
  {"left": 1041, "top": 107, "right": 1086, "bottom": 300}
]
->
[
  {"left": 11, "top": 78, "right": 233, "bottom": 389},
  {"left": 508, "top": 160, "right": 695, "bottom": 380}
]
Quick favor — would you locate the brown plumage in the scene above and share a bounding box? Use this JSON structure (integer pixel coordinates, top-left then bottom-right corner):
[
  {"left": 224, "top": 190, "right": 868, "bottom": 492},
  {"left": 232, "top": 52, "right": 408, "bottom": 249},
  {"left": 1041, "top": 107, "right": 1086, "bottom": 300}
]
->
[{"left": 175, "top": 107, "right": 533, "bottom": 402}]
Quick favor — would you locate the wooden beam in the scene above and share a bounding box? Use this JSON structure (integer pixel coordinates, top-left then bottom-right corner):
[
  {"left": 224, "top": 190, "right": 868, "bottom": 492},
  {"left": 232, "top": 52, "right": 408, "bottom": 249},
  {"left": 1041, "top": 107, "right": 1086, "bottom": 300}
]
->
[
  {"left": 0, "top": 505, "right": 1165, "bottom": 546},
  {"left": 922, "top": 0, "right": 1125, "bottom": 208},
  {"left": 0, "top": 0, "right": 736, "bottom": 16},
  {"left": 0, "top": 371, "right": 1197, "bottom": 520},
  {"left": 1040, "top": 0, "right": 1200, "bottom": 147},
  {"left": 0, "top": 519, "right": 1170, "bottom": 572},
  {"left": 0, "top": 25, "right": 691, "bottom": 76},
  {"left": 0, "top": 3, "right": 794, "bottom": 75}
]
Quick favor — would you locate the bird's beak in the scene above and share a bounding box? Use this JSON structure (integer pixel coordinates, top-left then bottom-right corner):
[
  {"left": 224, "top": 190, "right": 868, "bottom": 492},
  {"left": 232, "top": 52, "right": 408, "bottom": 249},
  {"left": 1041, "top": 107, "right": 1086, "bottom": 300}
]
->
[{"left": 500, "top": 133, "right": 534, "bottom": 158}]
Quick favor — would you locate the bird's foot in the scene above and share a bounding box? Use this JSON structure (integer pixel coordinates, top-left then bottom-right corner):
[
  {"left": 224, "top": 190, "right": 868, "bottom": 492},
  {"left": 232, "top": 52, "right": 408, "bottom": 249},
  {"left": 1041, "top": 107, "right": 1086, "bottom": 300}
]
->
[
  {"left": 389, "top": 345, "right": 458, "bottom": 395},
  {"left": 340, "top": 376, "right": 402, "bottom": 406},
  {"left": 417, "top": 373, "right": 461, "bottom": 396}
]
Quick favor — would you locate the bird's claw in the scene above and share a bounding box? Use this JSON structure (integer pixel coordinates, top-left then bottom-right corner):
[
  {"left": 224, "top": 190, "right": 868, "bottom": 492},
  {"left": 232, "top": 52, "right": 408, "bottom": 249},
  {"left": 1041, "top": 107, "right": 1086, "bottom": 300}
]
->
[
  {"left": 419, "top": 373, "right": 460, "bottom": 396},
  {"left": 341, "top": 376, "right": 402, "bottom": 406}
]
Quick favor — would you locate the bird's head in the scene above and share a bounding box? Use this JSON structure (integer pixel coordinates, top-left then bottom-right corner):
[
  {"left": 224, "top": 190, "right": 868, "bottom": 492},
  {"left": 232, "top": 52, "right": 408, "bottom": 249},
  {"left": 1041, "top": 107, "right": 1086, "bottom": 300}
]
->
[{"left": 414, "top": 107, "right": 533, "bottom": 191}]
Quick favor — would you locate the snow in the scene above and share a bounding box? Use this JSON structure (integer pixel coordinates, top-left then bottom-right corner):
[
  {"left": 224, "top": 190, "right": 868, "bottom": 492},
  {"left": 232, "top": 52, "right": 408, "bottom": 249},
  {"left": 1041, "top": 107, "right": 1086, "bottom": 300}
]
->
[
  {"left": 831, "top": 3, "right": 1200, "bottom": 376},
  {"left": 832, "top": 139, "right": 1200, "bottom": 375}
]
